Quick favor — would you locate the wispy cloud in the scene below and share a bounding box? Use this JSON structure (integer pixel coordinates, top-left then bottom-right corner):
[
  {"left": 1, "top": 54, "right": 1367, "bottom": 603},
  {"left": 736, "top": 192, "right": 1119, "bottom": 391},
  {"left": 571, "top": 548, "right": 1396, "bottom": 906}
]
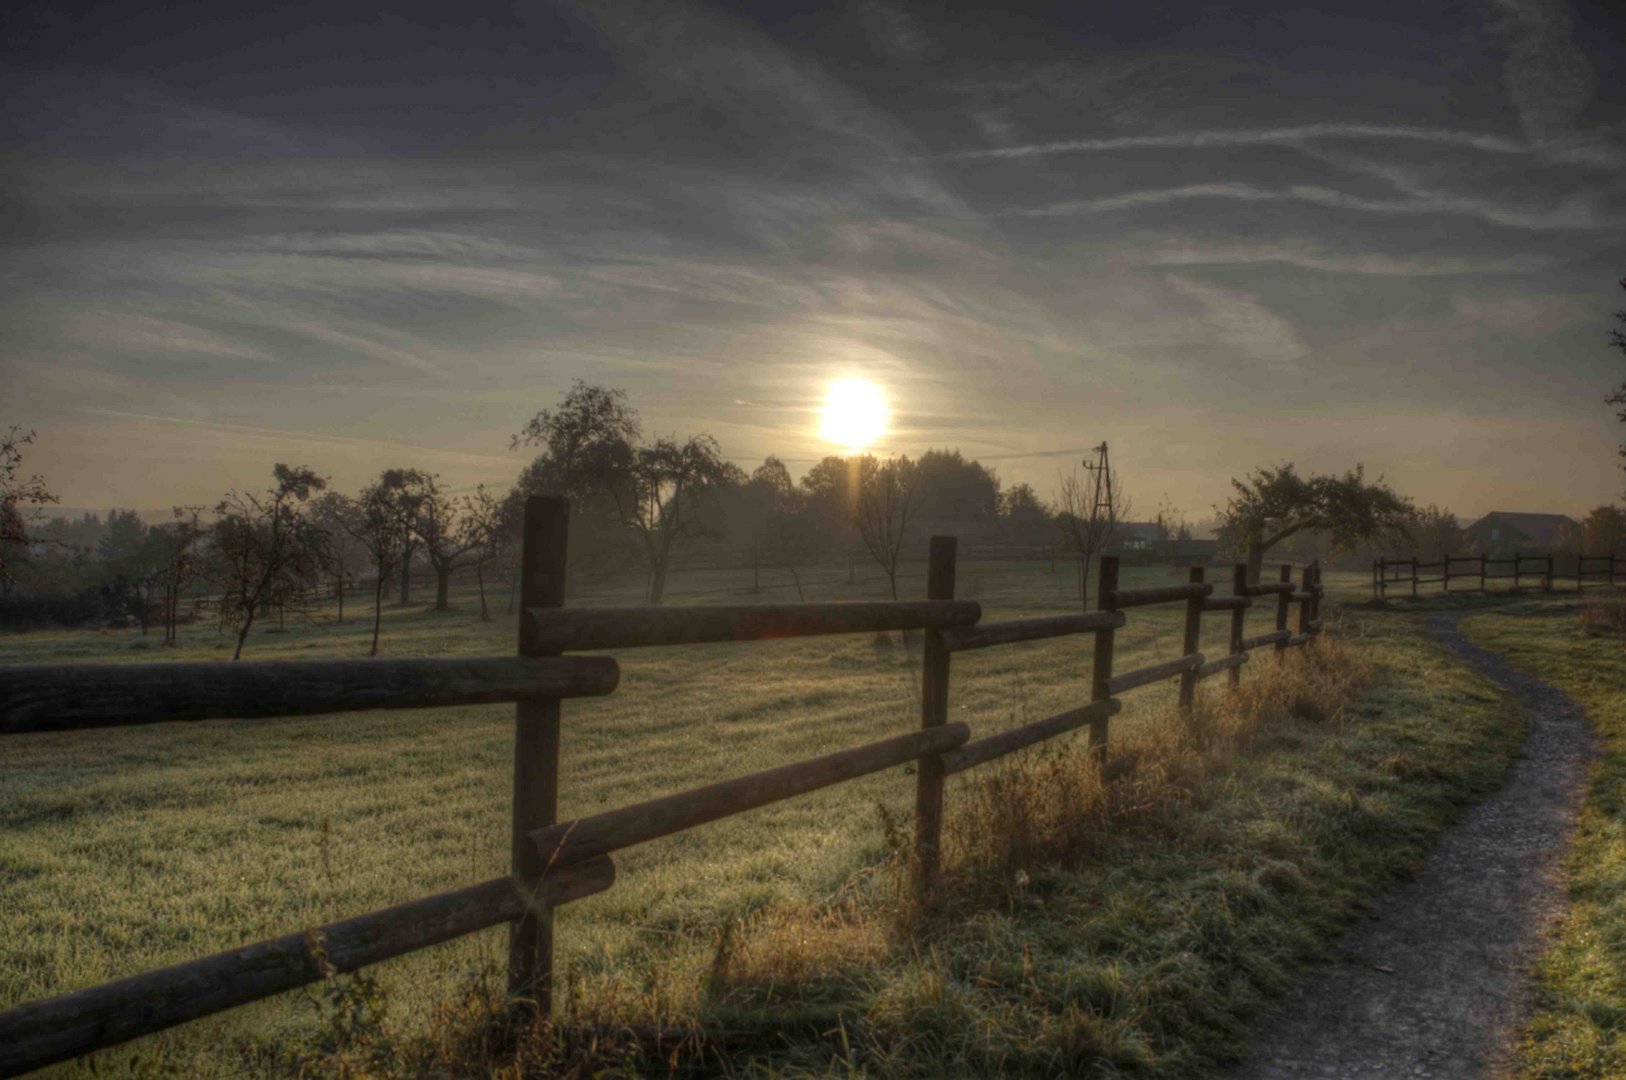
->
[
  {"left": 1121, "top": 240, "right": 1553, "bottom": 277},
  {"left": 942, "top": 122, "right": 1534, "bottom": 160},
  {"left": 1008, "top": 180, "right": 1620, "bottom": 230}
]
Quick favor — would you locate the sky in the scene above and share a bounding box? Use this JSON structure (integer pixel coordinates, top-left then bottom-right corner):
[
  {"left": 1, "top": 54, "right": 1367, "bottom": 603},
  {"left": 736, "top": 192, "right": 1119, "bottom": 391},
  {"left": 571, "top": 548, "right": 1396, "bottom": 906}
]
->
[{"left": 3, "top": 0, "right": 1624, "bottom": 522}]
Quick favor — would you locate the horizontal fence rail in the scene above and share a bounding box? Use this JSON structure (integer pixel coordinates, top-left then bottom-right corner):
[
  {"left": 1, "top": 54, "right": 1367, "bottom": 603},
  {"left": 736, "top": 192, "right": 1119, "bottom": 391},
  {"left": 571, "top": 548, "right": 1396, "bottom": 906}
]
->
[
  {"left": 944, "top": 700, "right": 1122, "bottom": 775},
  {"left": 529, "top": 725, "right": 970, "bottom": 868},
  {"left": 0, "top": 494, "right": 1330, "bottom": 1077},
  {"left": 940, "top": 611, "right": 1124, "bottom": 652},
  {"left": 1109, "top": 582, "right": 1213, "bottom": 609},
  {"left": 0, "top": 860, "right": 615, "bottom": 1077},
  {"left": 1197, "top": 653, "right": 1248, "bottom": 680},
  {"left": 0, "top": 657, "right": 620, "bottom": 735},
  {"left": 525, "top": 599, "right": 982, "bottom": 652},
  {"left": 1106, "top": 652, "right": 1204, "bottom": 695}
]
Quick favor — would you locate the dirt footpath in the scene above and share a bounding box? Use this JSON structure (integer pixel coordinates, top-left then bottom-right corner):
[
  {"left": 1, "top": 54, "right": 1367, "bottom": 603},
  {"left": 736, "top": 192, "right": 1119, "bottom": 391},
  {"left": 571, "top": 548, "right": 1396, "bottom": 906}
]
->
[{"left": 1226, "top": 614, "right": 1596, "bottom": 1079}]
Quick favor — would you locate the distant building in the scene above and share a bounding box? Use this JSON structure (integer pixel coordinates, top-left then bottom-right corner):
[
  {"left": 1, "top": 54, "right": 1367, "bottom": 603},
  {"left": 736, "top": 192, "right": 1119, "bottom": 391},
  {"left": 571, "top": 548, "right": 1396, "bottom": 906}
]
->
[
  {"left": 1115, "top": 522, "right": 1164, "bottom": 551},
  {"left": 1462, "top": 511, "right": 1579, "bottom": 555},
  {"left": 1112, "top": 522, "right": 1217, "bottom": 563}
]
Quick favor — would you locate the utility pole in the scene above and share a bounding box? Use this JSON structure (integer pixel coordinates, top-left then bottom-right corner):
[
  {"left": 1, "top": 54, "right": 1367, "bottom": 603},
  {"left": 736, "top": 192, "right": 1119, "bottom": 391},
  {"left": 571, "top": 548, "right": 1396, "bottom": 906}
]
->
[{"left": 1083, "top": 442, "right": 1113, "bottom": 517}]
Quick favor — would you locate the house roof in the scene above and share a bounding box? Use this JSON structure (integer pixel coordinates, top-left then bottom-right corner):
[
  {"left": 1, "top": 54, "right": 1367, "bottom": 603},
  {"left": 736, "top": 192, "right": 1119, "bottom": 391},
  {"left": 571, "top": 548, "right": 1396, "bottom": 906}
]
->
[{"left": 1465, "top": 511, "right": 1579, "bottom": 547}]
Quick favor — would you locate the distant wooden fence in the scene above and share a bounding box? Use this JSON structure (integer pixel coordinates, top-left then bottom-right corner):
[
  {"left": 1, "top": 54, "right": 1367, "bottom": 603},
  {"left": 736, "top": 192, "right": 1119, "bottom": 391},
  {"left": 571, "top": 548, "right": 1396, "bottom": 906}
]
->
[
  {"left": 1373, "top": 553, "right": 1621, "bottom": 599},
  {"left": 0, "top": 497, "right": 1326, "bottom": 1077}
]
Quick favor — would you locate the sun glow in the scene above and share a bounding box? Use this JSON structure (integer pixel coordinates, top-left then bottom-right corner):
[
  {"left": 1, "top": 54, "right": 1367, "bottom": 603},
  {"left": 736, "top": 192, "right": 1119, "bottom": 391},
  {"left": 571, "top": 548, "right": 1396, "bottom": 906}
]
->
[{"left": 819, "top": 378, "right": 889, "bottom": 451}]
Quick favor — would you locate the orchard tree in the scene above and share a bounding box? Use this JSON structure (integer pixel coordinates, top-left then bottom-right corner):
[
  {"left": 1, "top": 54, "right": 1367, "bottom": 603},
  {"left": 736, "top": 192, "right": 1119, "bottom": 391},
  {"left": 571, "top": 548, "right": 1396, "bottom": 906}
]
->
[
  {"left": 733, "top": 457, "right": 816, "bottom": 596},
  {"left": 462, "top": 485, "right": 508, "bottom": 621},
  {"left": 1, "top": 426, "right": 58, "bottom": 587},
  {"left": 373, "top": 469, "right": 426, "bottom": 606},
  {"left": 853, "top": 454, "right": 918, "bottom": 600},
  {"left": 800, "top": 454, "right": 862, "bottom": 581},
  {"left": 619, "top": 435, "right": 732, "bottom": 603},
  {"left": 213, "top": 464, "right": 327, "bottom": 659},
  {"left": 345, "top": 475, "right": 415, "bottom": 656},
  {"left": 1403, "top": 505, "right": 1464, "bottom": 560},
  {"left": 309, "top": 492, "right": 363, "bottom": 623},
  {"left": 1218, "top": 463, "right": 1411, "bottom": 583},
  {"left": 514, "top": 382, "right": 729, "bottom": 604},
  {"left": 405, "top": 471, "right": 486, "bottom": 611}
]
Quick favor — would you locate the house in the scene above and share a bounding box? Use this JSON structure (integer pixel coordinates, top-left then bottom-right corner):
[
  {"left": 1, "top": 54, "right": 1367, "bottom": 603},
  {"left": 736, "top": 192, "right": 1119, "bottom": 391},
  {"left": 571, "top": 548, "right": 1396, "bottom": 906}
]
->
[{"left": 1462, "top": 511, "right": 1579, "bottom": 555}]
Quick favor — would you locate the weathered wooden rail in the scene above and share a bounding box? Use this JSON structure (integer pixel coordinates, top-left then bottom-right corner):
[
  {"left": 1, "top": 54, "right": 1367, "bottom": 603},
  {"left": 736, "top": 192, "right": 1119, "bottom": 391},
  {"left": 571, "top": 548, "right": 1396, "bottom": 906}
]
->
[
  {"left": 0, "top": 496, "right": 1326, "bottom": 1077},
  {"left": 1371, "top": 551, "right": 1624, "bottom": 598}
]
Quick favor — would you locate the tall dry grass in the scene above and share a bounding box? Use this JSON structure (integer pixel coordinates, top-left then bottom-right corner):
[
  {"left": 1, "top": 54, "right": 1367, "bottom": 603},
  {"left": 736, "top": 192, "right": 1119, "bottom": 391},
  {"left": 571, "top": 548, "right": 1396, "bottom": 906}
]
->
[{"left": 944, "top": 637, "right": 1371, "bottom": 883}]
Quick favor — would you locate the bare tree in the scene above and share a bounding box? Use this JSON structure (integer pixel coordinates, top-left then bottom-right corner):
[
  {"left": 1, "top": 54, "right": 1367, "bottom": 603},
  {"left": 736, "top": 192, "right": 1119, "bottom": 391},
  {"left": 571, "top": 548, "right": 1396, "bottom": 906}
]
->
[
  {"left": 853, "top": 455, "right": 917, "bottom": 601},
  {"left": 1055, "top": 463, "right": 1131, "bottom": 609},
  {"left": 212, "top": 464, "right": 326, "bottom": 659}
]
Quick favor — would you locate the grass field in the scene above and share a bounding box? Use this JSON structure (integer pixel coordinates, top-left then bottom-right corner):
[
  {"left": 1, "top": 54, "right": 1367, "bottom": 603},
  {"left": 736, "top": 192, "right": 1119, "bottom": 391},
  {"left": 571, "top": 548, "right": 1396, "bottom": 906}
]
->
[
  {"left": 1, "top": 559, "right": 1529, "bottom": 1076},
  {"left": 1463, "top": 600, "right": 1626, "bottom": 1079}
]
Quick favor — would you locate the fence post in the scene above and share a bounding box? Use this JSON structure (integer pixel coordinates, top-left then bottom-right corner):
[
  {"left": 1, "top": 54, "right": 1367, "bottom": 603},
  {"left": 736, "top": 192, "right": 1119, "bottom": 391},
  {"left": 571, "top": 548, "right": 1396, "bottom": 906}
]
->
[
  {"left": 1229, "top": 563, "right": 1247, "bottom": 688},
  {"left": 1297, "top": 565, "right": 1313, "bottom": 640},
  {"left": 1545, "top": 554, "right": 1554, "bottom": 593},
  {"left": 1612, "top": 553, "right": 1618, "bottom": 589},
  {"left": 1274, "top": 563, "right": 1291, "bottom": 658},
  {"left": 1442, "top": 556, "right": 1451, "bottom": 594},
  {"left": 915, "top": 536, "right": 956, "bottom": 892},
  {"left": 1091, "top": 556, "right": 1119, "bottom": 766},
  {"left": 1480, "top": 553, "right": 1487, "bottom": 592},
  {"left": 1409, "top": 558, "right": 1418, "bottom": 599},
  {"left": 1372, "top": 558, "right": 1381, "bottom": 601},
  {"left": 510, "top": 495, "right": 569, "bottom": 1012},
  {"left": 1179, "top": 566, "right": 1203, "bottom": 718},
  {"left": 1309, "top": 562, "right": 1322, "bottom": 631}
]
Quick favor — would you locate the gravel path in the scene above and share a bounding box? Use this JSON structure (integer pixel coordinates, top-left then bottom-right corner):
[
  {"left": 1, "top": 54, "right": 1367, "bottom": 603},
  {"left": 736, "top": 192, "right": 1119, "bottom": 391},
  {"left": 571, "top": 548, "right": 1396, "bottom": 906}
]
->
[{"left": 1226, "top": 614, "right": 1596, "bottom": 1079}]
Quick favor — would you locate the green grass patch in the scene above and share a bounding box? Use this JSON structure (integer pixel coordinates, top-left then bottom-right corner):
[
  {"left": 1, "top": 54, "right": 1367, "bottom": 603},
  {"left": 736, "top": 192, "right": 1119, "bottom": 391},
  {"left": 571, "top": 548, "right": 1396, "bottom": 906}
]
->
[{"left": 1463, "top": 602, "right": 1626, "bottom": 1078}]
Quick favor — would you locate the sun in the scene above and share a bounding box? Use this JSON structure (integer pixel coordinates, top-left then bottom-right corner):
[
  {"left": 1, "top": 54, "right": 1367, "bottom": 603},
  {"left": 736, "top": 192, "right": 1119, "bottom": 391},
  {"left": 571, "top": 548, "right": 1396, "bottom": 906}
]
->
[{"left": 819, "top": 378, "right": 889, "bottom": 451}]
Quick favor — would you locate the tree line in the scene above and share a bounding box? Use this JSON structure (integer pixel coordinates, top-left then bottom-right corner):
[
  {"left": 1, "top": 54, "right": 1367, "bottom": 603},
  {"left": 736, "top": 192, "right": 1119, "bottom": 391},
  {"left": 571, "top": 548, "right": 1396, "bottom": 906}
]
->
[{"left": 21, "top": 376, "right": 1624, "bottom": 654}]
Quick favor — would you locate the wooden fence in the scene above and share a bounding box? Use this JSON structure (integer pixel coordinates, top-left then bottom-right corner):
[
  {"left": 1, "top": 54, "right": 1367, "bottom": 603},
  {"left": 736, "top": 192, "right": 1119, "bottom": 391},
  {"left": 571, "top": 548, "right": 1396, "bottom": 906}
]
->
[
  {"left": 0, "top": 496, "right": 1326, "bottom": 1077},
  {"left": 1373, "top": 553, "right": 1622, "bottom": 598}
]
